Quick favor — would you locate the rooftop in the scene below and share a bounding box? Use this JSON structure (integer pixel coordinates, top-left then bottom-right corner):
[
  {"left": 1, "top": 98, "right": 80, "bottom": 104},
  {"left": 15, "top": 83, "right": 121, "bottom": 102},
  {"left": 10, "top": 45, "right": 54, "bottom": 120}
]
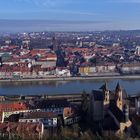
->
[
  {"left": 92, "top": 90, "right": 105, "bottom": 101},
  {"left": 28, "top": 99, "right": 70, "bottom": 109},
  {"left": 0, "top": 122, "right": 43, "bottom": 135},
  {"left": 20, "top": 111, "right": 57, "bottom": 119}
]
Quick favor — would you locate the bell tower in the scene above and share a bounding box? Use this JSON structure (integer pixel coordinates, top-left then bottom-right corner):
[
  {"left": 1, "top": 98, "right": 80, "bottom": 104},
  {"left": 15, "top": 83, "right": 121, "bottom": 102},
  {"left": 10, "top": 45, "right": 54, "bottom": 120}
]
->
[
  {"left": 100, "top": 82, "right": 110, "bottom": 109},
  {"left": 52, "top": 36, "right": 59, "bottom": 52},
  {"left": 115, "top": 82, "right": 123, "bottom": 111}
]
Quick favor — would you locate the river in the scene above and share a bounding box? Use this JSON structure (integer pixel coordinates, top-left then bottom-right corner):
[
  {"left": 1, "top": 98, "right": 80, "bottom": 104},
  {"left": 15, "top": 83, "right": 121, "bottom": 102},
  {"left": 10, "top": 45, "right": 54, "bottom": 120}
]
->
[{"left": 0, "top": 78, "right": 140, "bottom": 95}]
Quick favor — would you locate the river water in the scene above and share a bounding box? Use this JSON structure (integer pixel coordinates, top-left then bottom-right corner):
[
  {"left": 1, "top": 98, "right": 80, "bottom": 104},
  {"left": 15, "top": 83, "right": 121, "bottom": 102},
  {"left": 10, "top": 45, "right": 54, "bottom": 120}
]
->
[{"left": 0, "top": 79, "right": 140, "bottom": 96}]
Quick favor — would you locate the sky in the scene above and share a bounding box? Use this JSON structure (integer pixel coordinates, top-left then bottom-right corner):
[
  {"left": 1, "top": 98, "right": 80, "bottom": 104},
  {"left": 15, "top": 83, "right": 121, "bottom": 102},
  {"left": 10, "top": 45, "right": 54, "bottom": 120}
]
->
[{"left": 0, "top": 0, "right": 140, "bottom": 32}]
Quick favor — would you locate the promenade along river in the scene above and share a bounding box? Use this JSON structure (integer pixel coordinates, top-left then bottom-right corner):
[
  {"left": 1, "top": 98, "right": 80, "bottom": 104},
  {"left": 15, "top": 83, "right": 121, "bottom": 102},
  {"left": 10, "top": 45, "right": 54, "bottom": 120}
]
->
[{"left": 0, "top": 78, "right": 140, "bottom": 96}]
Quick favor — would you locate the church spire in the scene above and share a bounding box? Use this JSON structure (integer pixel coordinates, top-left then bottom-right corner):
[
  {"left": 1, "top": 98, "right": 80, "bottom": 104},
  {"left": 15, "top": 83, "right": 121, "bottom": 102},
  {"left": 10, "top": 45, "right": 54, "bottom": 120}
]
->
[
  {"left": 100, "top": 82, "right": 108, "bottom": 91},
  {"left": 115, "top": 82, "right": 122, "bottom": 92}
]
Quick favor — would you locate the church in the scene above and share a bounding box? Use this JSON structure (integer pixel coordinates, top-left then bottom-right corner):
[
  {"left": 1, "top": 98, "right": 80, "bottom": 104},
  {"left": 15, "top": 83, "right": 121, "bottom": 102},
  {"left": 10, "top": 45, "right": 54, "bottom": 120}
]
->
[{"left": 88, "top": 82, "right": 132, "bottom": 134}]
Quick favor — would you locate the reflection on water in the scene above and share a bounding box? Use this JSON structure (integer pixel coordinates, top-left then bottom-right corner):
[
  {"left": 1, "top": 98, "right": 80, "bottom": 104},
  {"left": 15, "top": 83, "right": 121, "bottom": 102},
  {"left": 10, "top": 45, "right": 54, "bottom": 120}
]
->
[
  {"left": 0, "top": 79, "right": 140, "bottom": 95},
  {"left": 0, "top": 80, "right": 71, "bottom": 87}
]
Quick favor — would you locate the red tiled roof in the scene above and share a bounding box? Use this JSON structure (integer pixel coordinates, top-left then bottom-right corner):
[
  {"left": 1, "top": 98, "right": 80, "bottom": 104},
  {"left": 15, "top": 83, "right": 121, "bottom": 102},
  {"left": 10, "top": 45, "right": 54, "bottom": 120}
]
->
[
  {"left": 46, "top": 53, "right": 57, "bottom": 58},
  {"left": 20, "top": 112, "right": 57, "bottom": 119},
  {"left": 0, "top": 122, "right": 43, "bottom": 135},
  {"left": 72, "top": 48, "right": 89, "bottom": 52},
  {"left": 0, "top": 101, "right": 28, "bottom": 112},
  {"left": 30, "top": 49, "right": 47, "bottom": 56},
  {"left": 8, "top": 45, "right": 19, "bottom": 50},
  {"left": 0, "top": 63, "right": 30, "bottom": 73}
]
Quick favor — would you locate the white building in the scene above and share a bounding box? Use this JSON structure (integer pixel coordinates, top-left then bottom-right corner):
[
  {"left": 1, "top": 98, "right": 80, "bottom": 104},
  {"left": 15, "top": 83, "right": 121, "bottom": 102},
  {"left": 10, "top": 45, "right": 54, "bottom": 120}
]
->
[
  {"left": 56, "top": 68, "right": 71, "bottom": 77},
  {"left": 19, "top": 112, "right": 57, "bottom": 128},
  {"left": 135, "top": 46, "right": 140, "bottom": 56}
]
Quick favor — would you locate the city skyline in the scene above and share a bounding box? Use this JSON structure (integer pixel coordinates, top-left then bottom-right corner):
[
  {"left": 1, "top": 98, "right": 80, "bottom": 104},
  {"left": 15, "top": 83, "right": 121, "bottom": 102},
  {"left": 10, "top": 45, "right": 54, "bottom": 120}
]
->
[{"left": 0, "top": 0, "right": 140, "bottom": 32}]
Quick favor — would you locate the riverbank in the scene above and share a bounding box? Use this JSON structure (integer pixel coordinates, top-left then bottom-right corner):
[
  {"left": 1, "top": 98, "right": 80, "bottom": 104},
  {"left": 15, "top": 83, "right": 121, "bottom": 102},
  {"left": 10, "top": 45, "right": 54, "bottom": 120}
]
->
[{"left": 0, "top": 75, "right": 140, "bottom": 83}]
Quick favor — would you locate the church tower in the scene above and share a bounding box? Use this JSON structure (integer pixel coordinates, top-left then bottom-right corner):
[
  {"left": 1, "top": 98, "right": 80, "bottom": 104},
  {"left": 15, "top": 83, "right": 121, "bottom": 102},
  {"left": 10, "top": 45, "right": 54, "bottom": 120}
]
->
[
  {"left": 0, "top": 56, "right": 2, "bottom": 67},
  {"left": 115, "top": 82, "right": 123, "bottom": 111},
  {"left": 52, "top": 36, "right": 59, "bottom": 52},
  {"left": 100, "top": 82, "right": 110, "bottom": 109}
]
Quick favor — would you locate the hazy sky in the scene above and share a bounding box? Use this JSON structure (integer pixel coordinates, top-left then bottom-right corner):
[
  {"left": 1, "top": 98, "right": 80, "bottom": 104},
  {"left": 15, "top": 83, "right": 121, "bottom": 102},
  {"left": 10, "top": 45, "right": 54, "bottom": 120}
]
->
[{"left": 0, "top": 0, "right": 140, "bottom": 32}]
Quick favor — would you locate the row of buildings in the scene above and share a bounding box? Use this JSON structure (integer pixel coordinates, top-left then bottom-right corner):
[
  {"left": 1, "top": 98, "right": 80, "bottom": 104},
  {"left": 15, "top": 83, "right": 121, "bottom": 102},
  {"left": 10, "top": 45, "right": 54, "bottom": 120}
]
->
[
  {"left": 0, "top": 33, "right": 140, "bottom": 79},
  {"left": 0, "top": 97, "right": 81, "bottom": 139}
]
